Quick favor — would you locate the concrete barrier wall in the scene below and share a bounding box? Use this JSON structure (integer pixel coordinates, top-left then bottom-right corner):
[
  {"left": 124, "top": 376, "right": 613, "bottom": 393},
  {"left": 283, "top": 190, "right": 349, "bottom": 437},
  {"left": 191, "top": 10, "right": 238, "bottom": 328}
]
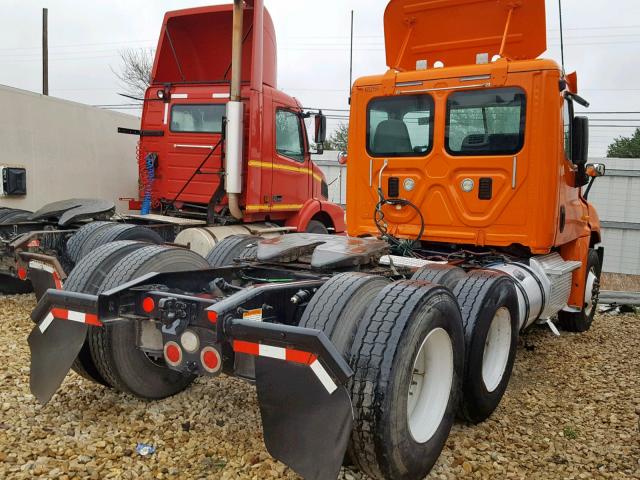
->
[{"left": 0, "top": 85, "right": 139, "bottom": 213}]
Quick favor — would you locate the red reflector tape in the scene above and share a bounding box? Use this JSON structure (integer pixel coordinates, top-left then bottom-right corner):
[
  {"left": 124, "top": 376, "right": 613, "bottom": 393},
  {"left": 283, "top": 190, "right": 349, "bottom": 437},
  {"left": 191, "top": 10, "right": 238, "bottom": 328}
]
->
[
  {"left": 285, "top": 348, "right": 318, "bottom": 365},
  {"left": 231, "top": 340, "right": 336, "bottom": 393},
  {"left": 39, "top": 308, "right": 103, "bottom": 333},
  {"left": 233, "top": 340, "right": 259, "bottom": 356}
]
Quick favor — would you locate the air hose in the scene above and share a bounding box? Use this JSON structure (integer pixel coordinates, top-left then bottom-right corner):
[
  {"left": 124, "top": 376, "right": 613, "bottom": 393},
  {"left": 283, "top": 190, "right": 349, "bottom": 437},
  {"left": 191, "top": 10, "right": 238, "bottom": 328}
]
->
[{"left": 141, "top": 153, "right": 157, "bottom": 215}]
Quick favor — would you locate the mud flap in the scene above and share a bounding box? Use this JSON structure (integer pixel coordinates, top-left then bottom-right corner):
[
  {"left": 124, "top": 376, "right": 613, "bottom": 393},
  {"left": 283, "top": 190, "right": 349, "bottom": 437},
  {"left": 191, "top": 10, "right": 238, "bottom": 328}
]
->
[
  {"left": 28, "top": 319, "right": 88, "bottom": 404},
  {"left": 28, "top": 266, "right": 61, "bottom": 302},
  {"left": 255, "top": 357, "right": 353, "bottom": 480}
]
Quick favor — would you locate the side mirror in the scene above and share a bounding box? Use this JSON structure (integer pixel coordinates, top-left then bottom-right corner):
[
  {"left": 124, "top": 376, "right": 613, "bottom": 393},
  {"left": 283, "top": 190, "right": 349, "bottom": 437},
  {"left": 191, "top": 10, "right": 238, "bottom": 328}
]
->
[
  {"left": 585, "top": 163, "right": 605, "bottom": 178},
  {"left": 572, "top": 116, "right": 589, "bottom": 166},
  {"left": 314, "top": 112, "right": 327, "bottom": 145},
  {"left": 337, "top": 151, "right": 348, "bottom": 165}
]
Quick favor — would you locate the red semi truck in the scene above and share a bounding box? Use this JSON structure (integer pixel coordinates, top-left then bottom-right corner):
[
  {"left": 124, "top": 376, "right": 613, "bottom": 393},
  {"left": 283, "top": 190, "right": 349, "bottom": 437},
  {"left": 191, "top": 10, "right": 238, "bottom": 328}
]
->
[{"left": 0, "top": 2, "right": 343, "bottom": 295}]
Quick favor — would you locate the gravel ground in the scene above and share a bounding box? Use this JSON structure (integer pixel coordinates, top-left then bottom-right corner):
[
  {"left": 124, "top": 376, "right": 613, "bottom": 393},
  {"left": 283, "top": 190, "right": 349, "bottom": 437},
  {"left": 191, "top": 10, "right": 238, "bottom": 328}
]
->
[{"left": 0, "top": 294, "right": 638, "bottom": 480}]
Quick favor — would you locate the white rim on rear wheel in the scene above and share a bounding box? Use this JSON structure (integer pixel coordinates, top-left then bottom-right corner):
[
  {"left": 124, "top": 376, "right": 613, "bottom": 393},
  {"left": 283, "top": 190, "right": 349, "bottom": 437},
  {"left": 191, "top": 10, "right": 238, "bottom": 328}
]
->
[
  {"left": 407, "top": 327, "right": 454, "bottom": 443},
  {"left": 482, "top": 307, "right": 512, "bottom": 393},
  {"left": 584, "top": 269, "right": 597, "bottom": 316}
]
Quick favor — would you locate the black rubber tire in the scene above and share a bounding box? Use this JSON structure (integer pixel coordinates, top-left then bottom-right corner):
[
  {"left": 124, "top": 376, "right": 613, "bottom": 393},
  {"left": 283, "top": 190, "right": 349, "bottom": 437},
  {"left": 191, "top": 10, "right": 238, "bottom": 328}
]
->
[
  {"left": 205, "top": 235, "right": 262, "bottom": 267},
  {"left": 0, "top": 210, "right": 32, "bottom": 224},
  {"left": 305, "top": 219, "right": 329, "bottom": 234},
  {"left": 89, "top": 245, "right": 208, "bottom": 399},
  {"left": 64, "top": 240, "right": 149, "bottom": 385},
  {"left": 412, "top": 264, "right": 467, "bottom": 291},
  {"left": 299, "top": 272, "right": 390, "bottom": 356},
  {"left": 77, "top": 223, "right": 163, "bottom": 261},
  {"left": 558, "top": 249, "right": 602, "bottom": 332},
  {"left": 0, "top": 209, "right": 31, "bottom": 223},
  {"left": 452, "top": 270, "right": 519, "bottom": 424},
  {"left": 66, "top": 222, "right": 114, "bottom": 263},
  {"left": 348, "top": 280, "right": 465, "bottom": 480}
]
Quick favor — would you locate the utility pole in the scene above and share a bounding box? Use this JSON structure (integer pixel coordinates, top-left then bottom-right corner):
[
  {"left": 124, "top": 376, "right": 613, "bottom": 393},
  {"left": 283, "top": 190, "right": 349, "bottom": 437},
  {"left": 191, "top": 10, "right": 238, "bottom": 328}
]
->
[
  {"left": 349, "top": 10, "right": 354, "bottom": 94},
  {"left": 42, "top": 8, "right": 48, "bottom": 95}
]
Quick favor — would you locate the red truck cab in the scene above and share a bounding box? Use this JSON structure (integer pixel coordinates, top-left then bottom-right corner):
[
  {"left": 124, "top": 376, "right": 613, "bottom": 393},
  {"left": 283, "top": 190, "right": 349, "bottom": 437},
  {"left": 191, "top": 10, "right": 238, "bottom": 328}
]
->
[{"left": 134, "top": 4, "right": 344, "bottom": 232}]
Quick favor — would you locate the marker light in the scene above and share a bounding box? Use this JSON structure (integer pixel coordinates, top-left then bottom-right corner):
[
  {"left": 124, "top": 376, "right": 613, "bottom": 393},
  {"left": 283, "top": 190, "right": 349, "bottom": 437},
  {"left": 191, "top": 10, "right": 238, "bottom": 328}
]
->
[{"left": 142, "top": 297, "right": 155, "bottom": 313}]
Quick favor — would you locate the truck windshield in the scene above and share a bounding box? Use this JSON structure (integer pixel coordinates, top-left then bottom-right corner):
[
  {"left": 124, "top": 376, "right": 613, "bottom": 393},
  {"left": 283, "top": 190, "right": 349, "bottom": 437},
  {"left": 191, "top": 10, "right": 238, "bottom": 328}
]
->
[
  {"left": 367, "top": 94, "right": 434, "bottom": 157},
  {"left": 170, "top": 104, "right": 225, "bottom": 133},
  {"left": 446, "top": 87, "right": 526, "bottom": 156}
]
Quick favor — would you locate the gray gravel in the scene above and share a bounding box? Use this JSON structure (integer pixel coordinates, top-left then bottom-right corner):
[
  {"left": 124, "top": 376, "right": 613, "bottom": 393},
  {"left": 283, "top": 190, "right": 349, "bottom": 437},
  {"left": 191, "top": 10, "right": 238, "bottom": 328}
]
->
[{"left": 0, "top": 294, "right": 638, "bottom": 479}]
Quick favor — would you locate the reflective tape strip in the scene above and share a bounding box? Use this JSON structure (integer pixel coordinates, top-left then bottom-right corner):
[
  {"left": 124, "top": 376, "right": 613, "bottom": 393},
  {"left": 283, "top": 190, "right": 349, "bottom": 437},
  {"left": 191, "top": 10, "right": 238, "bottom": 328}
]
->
[
  {"left": 38, "top": 312, "right": 55, "bottom": 333},
  {"left": 39, "top": 308, "right": 102, "bottom": 333},
  {"left": 232, "top": 340, "right": 334, "bottom": 393},
  {"left": 29, "top": 261, "right": 64, "bottom": 289},
  {"left": 163, "top": 103, "right": 169, "bottom": 124},
  {"left": 212, "top": 93, "right": 230, "bottom": 99},
  {"left": 172, "top": 93, "right": 188, "bottom": 99},
  {"left": 309, "top": 358, "right": 337, "bottom": 394},
  {"left": 29, "top": 260, "right": 54, "bottom": 274}
]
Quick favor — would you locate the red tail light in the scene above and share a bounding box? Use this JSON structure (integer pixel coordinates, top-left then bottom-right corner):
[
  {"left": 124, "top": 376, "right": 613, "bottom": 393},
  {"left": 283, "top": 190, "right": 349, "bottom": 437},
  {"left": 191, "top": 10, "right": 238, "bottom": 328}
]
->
[
  {"left": 142, "top": 297, "right": 155, "bottom": 313},
  {"left": 164, "top": 341, "right": 182, "bottom": 367},
  {"left": 207, "top": 310, "right": 218, "bottom": 325},
  {"left": 200, "top": 346, "right": 221, "bottom": 373},
  {"left": 17, "top": 267, "right": 27, "bottom": 280}
]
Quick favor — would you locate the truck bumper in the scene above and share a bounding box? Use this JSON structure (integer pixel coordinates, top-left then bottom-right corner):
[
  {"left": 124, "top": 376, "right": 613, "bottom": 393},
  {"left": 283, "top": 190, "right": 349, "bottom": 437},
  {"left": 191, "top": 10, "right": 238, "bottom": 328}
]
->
[{"left": 29, "top": 287, "right": 353, "bottom": 480}]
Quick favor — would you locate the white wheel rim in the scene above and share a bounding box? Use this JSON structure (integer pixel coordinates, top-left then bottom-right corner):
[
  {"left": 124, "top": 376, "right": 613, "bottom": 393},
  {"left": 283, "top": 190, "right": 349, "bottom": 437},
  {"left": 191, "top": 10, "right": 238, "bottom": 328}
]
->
[
  {"left": 481, "top": 307, "right": 512, "bottom": 393},
  {"left": 407, "top": 327, "right": 454, "bottom": 444},
  {"left": 584, "top": 269, "right": 597, "bottom": 316}
]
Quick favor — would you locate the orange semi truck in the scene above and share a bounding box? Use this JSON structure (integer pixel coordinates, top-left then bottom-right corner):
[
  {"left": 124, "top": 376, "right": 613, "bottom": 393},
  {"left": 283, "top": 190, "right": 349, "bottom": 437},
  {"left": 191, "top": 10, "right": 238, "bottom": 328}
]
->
[{"left": 28, "top": 1, "right": 606, "bottom": 479}]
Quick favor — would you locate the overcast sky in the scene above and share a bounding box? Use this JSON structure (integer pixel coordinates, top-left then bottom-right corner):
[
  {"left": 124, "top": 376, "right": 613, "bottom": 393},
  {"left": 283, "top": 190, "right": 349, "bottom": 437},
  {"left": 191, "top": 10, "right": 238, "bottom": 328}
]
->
[{"left": 1, "top": 0, "right": 639, "bottom": 156}]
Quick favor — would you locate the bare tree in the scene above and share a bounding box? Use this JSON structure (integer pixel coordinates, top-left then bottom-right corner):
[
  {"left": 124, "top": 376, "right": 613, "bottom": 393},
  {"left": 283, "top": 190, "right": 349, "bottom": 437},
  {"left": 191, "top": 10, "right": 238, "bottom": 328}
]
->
[{"left": 112, "top": 48, "right": 155, "bottom": 98}]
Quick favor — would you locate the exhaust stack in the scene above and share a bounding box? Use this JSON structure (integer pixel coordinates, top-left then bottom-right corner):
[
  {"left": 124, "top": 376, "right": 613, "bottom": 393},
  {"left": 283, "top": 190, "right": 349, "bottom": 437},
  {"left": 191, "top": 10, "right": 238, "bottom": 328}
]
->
[{"left": 226, "top": 0, "right": 245, "bottom": 219}]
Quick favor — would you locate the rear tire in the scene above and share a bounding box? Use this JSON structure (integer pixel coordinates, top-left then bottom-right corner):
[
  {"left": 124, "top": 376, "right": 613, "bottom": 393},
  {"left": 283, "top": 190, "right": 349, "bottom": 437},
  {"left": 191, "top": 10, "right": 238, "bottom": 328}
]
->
[
  {"left": 89, "top": 246, "right": 209, "bottom": 399},
  {"left": 0, "top": 209, "right": 31, "bottom": 224},
  {"left": 64, "top": 240, "right": 149, "bottom": 385},
  {"left": 66, "top": 222, "right": 113, "bottom": 263},
  {"left": 452, "top": 270, "right": 519, "bottom": 423},
  {"left": 305, "top": 219, "right": 329, "bottom": 234},
  {"left": 348, "top": 280, "right": 464, "bottom": 480},
  {"left": 205, "top": 235, "right": 262, "bottom": 267},
  {"left": 411, "top": 264, "right": 467, "bottom": 290},
  {"left": 299, "top": 272, "right": 390, "bottom": 356},
  {"left": 0, "top": 210, "right": 32, "bottom": 224},
  {"left": 558, "top": 249, "right": 602, "bottom": 332},
  {"left": 78, "top": 223, "right": 163, "bottom": 261}
]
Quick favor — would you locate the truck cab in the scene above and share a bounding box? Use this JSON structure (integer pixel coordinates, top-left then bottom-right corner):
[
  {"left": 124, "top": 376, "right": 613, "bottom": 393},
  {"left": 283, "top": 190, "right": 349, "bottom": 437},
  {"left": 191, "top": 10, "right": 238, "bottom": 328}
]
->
[
  {"left": 134, "top": 4, "right": 342, "bottom": 232},
  {"left": 346, "top": 0, "right": 604, "bottom": 312}
]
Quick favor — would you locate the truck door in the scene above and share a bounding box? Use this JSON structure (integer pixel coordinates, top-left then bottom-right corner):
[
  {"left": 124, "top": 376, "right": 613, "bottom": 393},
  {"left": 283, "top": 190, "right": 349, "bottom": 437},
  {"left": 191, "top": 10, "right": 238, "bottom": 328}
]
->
[{"left": 271, "top": 105, "right": 311, "bottom": 211}]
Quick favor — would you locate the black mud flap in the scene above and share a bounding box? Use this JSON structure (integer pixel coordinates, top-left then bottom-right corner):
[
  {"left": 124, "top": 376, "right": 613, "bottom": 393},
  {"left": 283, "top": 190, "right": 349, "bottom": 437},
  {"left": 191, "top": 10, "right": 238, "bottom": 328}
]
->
[
  {"left": 28, "top": 319, "right": 88, "bottom": 404},
  {"left": 28, "top": 266, "right": 60, "bottom": 302},
  {"left": 255, "top": 357, "right": 353, "bottom": 480}
]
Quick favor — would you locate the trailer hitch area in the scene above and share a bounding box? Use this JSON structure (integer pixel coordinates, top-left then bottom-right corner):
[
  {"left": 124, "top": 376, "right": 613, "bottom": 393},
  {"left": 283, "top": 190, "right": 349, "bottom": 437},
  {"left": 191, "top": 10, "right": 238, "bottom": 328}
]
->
[
  {"left": 226, "top": 319, "right": 354, "bottom": 480},
  {"left": 28, "top": 289, "right": 103, "bottom": 404}
]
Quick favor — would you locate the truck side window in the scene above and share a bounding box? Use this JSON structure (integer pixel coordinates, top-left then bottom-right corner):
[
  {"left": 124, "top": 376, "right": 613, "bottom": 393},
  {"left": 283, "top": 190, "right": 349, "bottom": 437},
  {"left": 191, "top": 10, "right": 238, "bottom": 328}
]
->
[
  {"left": 563, "top": 98, "right": 573, "bottom": 161},
  {"left": 170, "top": 104, "right": 225, "bottom": 133},
  {"left": 276, "top": 110, "right": 305, "bottom": 163},
  {"left": 446, "top": 87, "right": 526, "bottom": 156},
  {"left": 367, "top": 94, "right": 434, "bottom": 157}
]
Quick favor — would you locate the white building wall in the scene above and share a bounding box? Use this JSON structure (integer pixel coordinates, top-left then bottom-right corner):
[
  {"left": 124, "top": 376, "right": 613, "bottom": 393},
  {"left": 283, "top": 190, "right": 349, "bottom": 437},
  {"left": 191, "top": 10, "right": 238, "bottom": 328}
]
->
[
  {"left": 0, "top": 85, "right": 139, "bottom": 213},
  {"left": 587, "top": 158, "right": 640, "bottom": 275}
]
